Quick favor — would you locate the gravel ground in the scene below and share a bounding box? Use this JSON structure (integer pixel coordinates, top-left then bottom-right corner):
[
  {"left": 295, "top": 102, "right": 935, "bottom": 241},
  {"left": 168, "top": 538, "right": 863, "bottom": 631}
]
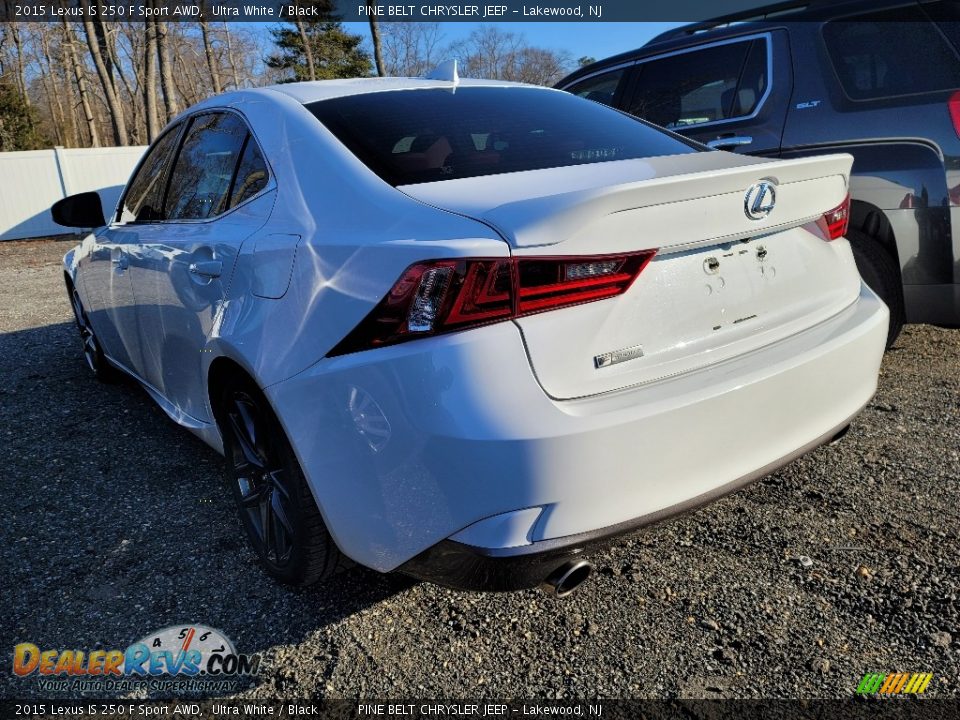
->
[{"left": 1, "top": 238, "right": 958, "bottom": 700}]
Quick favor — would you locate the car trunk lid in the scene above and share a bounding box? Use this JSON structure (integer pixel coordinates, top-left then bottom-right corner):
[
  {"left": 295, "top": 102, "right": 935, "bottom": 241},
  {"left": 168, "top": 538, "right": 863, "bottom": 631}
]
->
[{"left": 400, "top": 152, "right": 859, "bottom": 399}]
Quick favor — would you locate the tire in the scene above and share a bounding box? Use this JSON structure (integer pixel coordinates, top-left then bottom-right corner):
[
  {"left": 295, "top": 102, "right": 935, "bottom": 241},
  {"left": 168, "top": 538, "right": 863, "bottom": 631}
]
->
[
  {"left": 67, "top": 283, "right": 121, "bottom": 383},
  {"left": 217, "top": 374, "right": 347, "bottom": 586},
  {"left": 847, "top": 229, "right": 904, "bottom": 349}
]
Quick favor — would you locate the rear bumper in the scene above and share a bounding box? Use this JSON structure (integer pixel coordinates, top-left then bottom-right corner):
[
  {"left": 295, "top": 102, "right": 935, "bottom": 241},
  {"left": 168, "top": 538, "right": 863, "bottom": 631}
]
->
[
  {"left": 397, "top": 412, "right": 857, "bottom": 592},
  {"left": 266, "top": 282, "right": 888, "bottom": 579}
]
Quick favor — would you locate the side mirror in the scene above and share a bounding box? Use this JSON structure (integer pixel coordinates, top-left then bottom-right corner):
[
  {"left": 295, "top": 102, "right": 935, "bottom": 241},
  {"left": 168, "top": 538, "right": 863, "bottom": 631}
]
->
[{"left": 51, "top": 191, "right": 106, "bottom": 229}]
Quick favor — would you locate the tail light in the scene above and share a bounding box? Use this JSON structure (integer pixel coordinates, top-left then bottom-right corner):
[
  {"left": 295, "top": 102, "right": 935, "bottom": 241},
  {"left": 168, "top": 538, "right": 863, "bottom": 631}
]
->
[
  {"left": 329, "top": 251, "right": 656, "bottom": 356},
  {"left": 949, "top": 90, "right": 960, "bottom": 138},
  {"left": 816, "top": 194, "right": 850, "bottom": 241}
]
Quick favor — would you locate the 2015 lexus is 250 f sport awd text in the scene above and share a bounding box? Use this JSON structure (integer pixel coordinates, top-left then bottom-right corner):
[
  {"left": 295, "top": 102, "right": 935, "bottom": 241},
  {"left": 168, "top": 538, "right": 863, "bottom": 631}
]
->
[{"left": 55, "top": 67, "right": 888, "bottom": 597}]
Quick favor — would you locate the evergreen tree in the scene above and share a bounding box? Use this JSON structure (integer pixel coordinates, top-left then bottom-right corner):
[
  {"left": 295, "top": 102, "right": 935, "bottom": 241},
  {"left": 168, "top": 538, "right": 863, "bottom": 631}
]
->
[
  {"left": 0, "top": 80, "right": 45, "bottom": 151},
  {"left": 266, "top": 2, "right": 372, "bottom": 82}
]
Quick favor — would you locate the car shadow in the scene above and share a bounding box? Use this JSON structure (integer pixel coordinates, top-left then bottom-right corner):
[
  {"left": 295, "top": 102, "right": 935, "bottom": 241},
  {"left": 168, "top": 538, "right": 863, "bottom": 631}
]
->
[{"left": 1, "top": 319, "right": 413, "bottom": 667}]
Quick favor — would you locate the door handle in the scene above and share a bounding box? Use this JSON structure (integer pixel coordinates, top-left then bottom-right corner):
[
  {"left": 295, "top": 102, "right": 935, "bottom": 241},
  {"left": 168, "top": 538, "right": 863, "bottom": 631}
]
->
[
  {"left": 706, "top": 135, "right": 753, "bottom": 150},
  {"left": 110, "top": 253, "right": 128, "bottom": 270},
  {"left": 189, "top": 260, "right": 222, "bottom": 278}
]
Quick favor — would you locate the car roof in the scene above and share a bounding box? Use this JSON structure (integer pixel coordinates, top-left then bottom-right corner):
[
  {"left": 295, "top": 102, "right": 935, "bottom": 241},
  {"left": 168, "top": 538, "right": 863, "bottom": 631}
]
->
[
  {"left": 261, "top": 76, "right": 540, "bottom": 104},
  {"left": 558, "top": 0, "right": 920, "bottom": 87}
]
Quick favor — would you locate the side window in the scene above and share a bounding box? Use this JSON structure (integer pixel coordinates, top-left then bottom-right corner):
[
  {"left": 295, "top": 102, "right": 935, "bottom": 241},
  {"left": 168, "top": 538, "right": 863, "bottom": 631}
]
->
[
  {"left": 165, "top": 113, "right": 249, "bottom": 221},
  {"left": 118, "top": 123, "right": 183, "bottom": 223},
  {"left": 823, "top": 8, "right": 960, "bottom": 100},
  {"left": 565, "top": 68, "right": 628, "bottom": 107},
  {"left": 626, "top": 39, "right": 767, "bottom": 129},
  {"left": 229, "top": 137, "right": 269, "bottom": 209}
]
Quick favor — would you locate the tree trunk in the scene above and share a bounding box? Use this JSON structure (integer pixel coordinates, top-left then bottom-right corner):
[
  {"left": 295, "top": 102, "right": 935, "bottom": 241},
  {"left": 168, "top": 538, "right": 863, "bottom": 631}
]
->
[
  {"left": 295, "top": 20, "right": 316, "bottom": 81},
  {"left": 199, "top": 16, "right": 222, "bottom": 94},
  {"left": 9, "top": 22, "right": 30, "bottom": 106},
  {"left": 62, "top": 19, "right": 100, "bottom": 147},
  {"left": 143, "top": 16, "right": 160, "bottom": 142},
  {"left": 366, "top": 3, "right": 385, "bottom": 77},
  {"left": 36, "top": 31, "right": 68, "bottom": 145},
  {"left": 223, "top": 23, "right": 241, "bottom": 89},
  {"left": 79, "top": 3, "right": 129, "bottom": 145},
  {"left": 155, "top": 20, "right": 180, "bottom": 120}
]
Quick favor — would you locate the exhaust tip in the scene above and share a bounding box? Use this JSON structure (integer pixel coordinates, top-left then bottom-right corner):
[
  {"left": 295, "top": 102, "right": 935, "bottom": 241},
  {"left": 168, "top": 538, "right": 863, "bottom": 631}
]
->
[{"left": 540, "top": 559, "right": 592, "bottom": 598}]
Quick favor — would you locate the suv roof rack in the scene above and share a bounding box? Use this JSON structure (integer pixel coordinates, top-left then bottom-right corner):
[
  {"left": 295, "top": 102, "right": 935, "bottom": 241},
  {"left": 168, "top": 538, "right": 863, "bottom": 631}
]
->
[{"left": 645, "top": 0, "right": 828, "bottom": 46}]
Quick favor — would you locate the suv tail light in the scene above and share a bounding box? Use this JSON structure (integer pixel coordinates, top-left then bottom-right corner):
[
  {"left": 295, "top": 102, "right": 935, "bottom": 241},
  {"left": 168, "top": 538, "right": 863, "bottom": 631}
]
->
[
  {"left": 329, "top": 251, "right": 657, "bottom": 356},
  {"left": 817, "top": 194, "right": 851, "bottom": 241},
  {"left": 949, "top": 91, "right": 960, "bottom": 138}
]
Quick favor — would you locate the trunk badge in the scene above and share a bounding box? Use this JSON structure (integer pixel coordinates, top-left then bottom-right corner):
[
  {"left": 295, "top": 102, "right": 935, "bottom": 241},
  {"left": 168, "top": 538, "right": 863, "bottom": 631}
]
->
[
  {"left": 594, "top": 345, "right": 645, "bottom": 369},
  {"left": 745, "top": 181, "right": 777, "bottom": 220}
]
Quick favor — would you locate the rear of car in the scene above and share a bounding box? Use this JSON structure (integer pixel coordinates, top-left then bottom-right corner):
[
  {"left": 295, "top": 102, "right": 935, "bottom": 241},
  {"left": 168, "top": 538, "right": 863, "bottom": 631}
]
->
[
  {"left": 556, "top": 0, "right": 960, "bottom": 343},
  {"left": 265, "top": 84, "right": 888, "bottom": 590}
]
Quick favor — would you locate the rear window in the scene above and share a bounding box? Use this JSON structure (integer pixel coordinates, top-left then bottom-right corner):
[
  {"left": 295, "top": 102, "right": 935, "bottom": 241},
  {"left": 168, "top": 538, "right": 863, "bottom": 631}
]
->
[
  {"left": 625, "top": 38, "right": 768, "bottom": 129},
  {"left": 306, "top": 87, "right": 698, "bottom": 186},
  {"left": 823, "top": 7, "right": 960, "bottom": 100}
]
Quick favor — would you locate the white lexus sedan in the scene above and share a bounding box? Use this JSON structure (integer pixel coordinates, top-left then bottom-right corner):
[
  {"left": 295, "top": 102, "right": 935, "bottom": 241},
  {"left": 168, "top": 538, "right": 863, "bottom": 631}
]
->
[{"left": 56, "top": 71, "right": 887, "bottom": 596}]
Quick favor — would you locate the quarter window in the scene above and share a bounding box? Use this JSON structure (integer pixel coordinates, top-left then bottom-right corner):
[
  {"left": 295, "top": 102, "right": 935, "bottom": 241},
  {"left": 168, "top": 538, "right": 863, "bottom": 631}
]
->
[
  {"left": 823, "top": 8, "right": 960, "bottom": 100},
  {"left": 118, "top": 123, "right": 183, "bottom": 223},
  {"left": 625, "top": 39, "right": 768, "bottom": 129},
  {"left": 566, "top": 68, "right": 627, "bottom": 107},
  {"left": 165, "top": 113, "right": 249, "bottom": 221},
  {"left": 229, "top": 138, "right": 269, "bottom": 208}
]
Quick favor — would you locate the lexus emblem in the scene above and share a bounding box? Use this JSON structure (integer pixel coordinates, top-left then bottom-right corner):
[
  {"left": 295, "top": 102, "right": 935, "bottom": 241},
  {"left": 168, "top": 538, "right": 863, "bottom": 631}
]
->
[{"left": 744, "top": 181, "right": 776, "bottom": 220}]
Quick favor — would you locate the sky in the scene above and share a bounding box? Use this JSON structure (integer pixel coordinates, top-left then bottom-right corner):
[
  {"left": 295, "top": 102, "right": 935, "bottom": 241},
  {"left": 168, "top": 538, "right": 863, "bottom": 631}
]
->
[{"left": 341, "top": 21, "right": 686, "bottom": 65}]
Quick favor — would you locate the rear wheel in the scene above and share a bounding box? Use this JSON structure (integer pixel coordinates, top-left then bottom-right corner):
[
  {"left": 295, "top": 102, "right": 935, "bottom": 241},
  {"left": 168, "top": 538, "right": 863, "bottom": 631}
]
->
[
  {"left": 848, "top": 229, "right": 904, "bottom": 349},
  {"left": 218, "top": 374, "right": 346, "bottom": 586},
  {"left": 68, "top": 283, "right": 120, "bottom": 382}
]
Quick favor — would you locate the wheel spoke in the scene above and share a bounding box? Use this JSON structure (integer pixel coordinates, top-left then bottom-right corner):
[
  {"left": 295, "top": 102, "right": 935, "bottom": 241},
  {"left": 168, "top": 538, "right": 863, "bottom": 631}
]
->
[
  {"left": 267, "top": 469, "right": 290, "bottom": 500},
  {"left": 238, "top": 481, "right": 270, "bottom": 509},
  {"left": 259, "top": 489, "right": 273, "bottom": 558},
  {"left": 228, "top": 401, "right": 265, "bottom": 470},
  {"left": 270, "top": 491, "right": 292, "bottom": 562}
]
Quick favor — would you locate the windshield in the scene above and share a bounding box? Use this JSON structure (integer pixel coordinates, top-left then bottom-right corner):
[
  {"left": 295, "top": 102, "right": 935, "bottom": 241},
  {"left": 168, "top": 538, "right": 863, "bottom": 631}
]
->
[{"left": 305, "top": 86, "right": 699, "bottom": 186}]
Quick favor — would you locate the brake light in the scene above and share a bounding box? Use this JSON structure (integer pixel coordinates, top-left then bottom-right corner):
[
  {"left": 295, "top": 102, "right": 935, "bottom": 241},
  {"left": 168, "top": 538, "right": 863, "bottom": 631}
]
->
[
  {"left": 328, "top": 251, "right": 656, "bottom": 356},
  {"left": 816, "top": 194, "right": 850, "bottom": 241},
  {"left": 949, "top": 91, "right": 960, "bottom": 138}
]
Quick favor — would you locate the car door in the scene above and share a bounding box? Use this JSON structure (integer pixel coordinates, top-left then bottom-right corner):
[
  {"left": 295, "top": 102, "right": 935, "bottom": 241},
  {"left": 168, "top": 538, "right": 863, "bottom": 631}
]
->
[
  {"left": 621, "top": 31, "right": 792, "bottom": 156},
  {"left": 85, "top": 123, "right": 184, "bottom": 375},
  {"left": 130, "top": 110, "right": 273, "bottom": 422}
]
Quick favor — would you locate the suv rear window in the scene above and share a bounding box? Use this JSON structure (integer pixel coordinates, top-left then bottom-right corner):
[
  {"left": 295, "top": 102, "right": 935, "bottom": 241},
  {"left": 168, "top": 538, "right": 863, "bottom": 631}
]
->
[
  {"left": 306, "top": 87, "right": 697, "bottom": 186},
  {"left": 823, "top": 7, "right": 960, "bottom": 100},
  {"left": 624, "top": 38, "right": 768, "bottom": 129}
]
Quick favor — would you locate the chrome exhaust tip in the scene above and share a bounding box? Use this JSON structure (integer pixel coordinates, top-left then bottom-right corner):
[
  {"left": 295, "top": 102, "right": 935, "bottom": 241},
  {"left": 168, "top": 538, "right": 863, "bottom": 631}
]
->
[{"left": 540, "top": 559, "right": 592, "bottom": 598}]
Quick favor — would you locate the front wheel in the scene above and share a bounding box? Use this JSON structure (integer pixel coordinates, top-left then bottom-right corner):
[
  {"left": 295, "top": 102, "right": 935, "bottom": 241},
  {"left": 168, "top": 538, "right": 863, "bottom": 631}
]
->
[
  {"left": 218, "top": 374, "right": 347, "bottom": 586},
  {"left": 848, "top": 230, "right": 904, "bottom": 349},
  {"left": 68, "top": 284, "right": 120, "bottom": 382}
]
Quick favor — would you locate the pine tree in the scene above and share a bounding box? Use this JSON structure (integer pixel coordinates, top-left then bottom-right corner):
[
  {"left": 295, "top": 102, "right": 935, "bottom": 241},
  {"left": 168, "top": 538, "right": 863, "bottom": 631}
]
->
[
  {"left": 266, "top": 2, "right": 372, "bottom": 82},
  {"left": 0, "top": 80, "right": 45, "bottom": 151}
]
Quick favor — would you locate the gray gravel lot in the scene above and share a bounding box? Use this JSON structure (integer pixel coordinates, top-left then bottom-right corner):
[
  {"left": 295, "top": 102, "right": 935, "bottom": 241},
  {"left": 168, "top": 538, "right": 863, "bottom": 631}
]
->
[{"left": 1, "top": 238, "right": 958, "bottom": 700}]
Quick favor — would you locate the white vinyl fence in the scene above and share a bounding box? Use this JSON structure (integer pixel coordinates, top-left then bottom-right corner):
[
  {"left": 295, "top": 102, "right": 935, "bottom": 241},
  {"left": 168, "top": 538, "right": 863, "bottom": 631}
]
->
[{"left": 0, "top": 145, "right": 146, "bottom": 241}]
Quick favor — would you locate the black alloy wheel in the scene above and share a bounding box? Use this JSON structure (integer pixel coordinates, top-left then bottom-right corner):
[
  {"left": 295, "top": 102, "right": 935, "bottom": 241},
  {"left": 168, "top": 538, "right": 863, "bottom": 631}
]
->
[
  {"left": 219, "top": 376, "right": 345, "bottom": 586},
  {"left": 69, "top": 285, "right": 119, "bottom": 382}
]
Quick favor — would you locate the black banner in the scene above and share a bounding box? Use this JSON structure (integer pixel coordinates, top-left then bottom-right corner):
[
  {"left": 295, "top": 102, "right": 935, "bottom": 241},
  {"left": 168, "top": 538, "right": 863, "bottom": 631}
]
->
[
  {"left": 0, "top": 0, "right": 939, "bottom": 22},
  {"left": 4, "top": 700, "right": 960, "bottom": 720}
]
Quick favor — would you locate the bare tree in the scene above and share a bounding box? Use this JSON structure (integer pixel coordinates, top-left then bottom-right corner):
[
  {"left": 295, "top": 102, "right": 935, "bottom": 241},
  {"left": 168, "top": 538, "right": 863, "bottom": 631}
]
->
[
  {"left": 365, "top": 1, "right": 385, "bottom": 76},
  {"left": 155, "top": 20, "right": 180, "bottom": 120},
  {"left": 79, "top": 2, "right": 129, "bottom": 145},
  {"left": 62, "top": 18, "right": 100, "bottom": 147},
  {"left": 143, "top": 15, "right": 160, "bottom": 142},
  {"left": 380, "top": 22, "right": 445, "bottom": 77},
  {"left": 199, "top": 14, "right": 222, "bottom": 94},
  {"left": 451, "top": 26, "right": 571, "bottom": 86}
]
